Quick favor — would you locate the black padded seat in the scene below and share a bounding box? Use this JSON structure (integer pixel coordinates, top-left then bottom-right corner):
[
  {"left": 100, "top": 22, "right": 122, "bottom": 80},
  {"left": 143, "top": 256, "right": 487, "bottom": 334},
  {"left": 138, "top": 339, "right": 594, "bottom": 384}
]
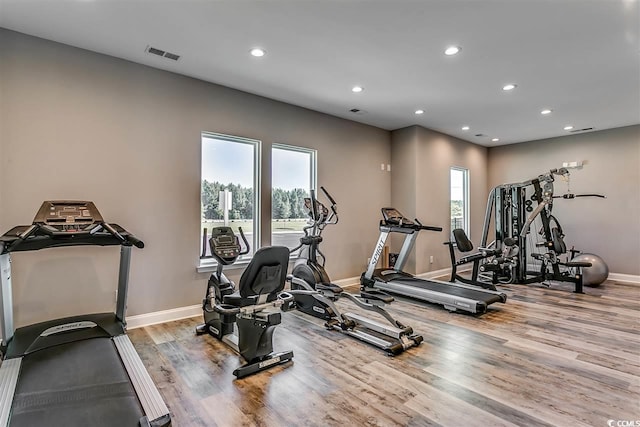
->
[
  {"left": 453, "top": 228, "right": 474, "bottom": 252},
  {"left": 223, "top": 246, "right": 290, "bottom": 308}
]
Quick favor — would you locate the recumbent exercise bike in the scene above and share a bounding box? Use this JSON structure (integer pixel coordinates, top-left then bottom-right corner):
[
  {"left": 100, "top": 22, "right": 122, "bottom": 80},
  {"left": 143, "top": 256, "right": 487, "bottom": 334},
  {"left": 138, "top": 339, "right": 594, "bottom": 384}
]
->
[{"left": 196, "top": 227, "right": 294, "bottom": 378}]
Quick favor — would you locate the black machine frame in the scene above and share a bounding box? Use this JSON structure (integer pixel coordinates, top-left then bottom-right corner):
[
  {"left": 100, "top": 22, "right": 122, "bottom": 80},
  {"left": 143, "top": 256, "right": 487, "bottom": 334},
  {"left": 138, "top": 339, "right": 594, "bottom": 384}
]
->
[{"left": 476, "top": 168, "right": 604, "bottom": 293}]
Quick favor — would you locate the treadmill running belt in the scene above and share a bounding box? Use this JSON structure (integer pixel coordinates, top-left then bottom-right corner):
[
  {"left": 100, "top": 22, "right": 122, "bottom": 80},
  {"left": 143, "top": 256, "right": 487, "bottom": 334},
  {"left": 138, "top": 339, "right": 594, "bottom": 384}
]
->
[
  {"left": 388, "top": 278, "right": 505, "bottom": 304},
  {"left": 9, "top": 338, "right": 144, "bottom": 427}
]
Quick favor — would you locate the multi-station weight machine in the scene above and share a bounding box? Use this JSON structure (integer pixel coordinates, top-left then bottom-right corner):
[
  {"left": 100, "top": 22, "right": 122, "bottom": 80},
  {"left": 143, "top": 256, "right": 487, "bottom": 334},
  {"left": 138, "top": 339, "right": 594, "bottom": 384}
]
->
[{"left": 449, "top": 168, "right": 608, "bottom": 293}]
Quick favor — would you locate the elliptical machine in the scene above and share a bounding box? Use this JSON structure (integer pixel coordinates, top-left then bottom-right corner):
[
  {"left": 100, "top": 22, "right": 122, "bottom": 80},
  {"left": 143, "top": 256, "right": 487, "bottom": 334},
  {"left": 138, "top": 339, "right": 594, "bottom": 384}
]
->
[
  {"left": 288, "top": 187, "right": 423, "bottom": 355},
  {"left": 196, "top": 226, "right": 294, "bottom": 378}
]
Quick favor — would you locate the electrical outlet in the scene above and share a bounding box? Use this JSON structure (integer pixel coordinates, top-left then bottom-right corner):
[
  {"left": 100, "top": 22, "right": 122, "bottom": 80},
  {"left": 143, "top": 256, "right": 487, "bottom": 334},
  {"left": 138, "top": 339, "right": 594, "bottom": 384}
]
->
[
  {"left": 380, "top": 163, "right": 385, "bottom": 171},
  {"left": 429, "top": 255, "right": 434, "bottom": 264}
]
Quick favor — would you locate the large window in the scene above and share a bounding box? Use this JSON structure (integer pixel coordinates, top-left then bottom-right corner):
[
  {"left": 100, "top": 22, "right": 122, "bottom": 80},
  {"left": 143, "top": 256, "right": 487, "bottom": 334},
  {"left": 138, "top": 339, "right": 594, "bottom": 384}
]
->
[
  {"left": 450, "top": 167, "right": 469, "bottom": 237},
  {"left": 271, "top": 144, "right": 317, "bottom": 251},
  {"left": 200, "top": 132, "right": 260, "bottom": 262}
]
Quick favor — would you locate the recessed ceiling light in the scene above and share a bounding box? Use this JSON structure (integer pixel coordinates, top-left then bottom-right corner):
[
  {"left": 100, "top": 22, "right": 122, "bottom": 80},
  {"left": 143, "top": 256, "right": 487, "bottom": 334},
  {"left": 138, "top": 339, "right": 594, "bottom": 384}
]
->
[
  {"left": 502, "top": 84, "right": 517, "bottom": 91},
  {"left": 461, "top": 126, "right": 470, "bottom": 131},
  {"left": 444, "top": 46, "right": 461, "bottom": 56},
  {"left": 541, "top": 109, "right": 553, "bottom": 115},
  {"left": 351, "top": 86, "right": 364, "bottom": 93},
  {"left": 415, "top": 109, "right": 424, "bottom": 115},
  {"left": 564, "top": 125, "right": 574, "bottom": 131},
  {"left": 492, "top": 138, "right": 500, "bottom": 142},
  {"left": 250, "top": 48, "right": 266, "bottom": 57}
]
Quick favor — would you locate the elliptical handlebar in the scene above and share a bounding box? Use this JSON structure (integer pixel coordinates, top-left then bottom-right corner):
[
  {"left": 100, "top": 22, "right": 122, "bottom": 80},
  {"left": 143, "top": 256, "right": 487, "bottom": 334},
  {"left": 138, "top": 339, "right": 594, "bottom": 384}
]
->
[
  {"left": 320, "top": 186, "right": 338, "bottom": 218},
  {"left": 310, "top": 189, "right": 319, "bottom": 225},
  {"left": 237, "top": 227, "right": 250, "bottom": 255},
  {"left": 290, "top": 186, "right": 338, "bottom": 258}
]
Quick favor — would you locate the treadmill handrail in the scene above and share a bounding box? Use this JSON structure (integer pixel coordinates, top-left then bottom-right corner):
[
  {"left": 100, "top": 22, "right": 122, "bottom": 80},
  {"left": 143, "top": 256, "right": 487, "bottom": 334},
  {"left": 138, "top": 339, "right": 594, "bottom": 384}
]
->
[
  {"left": 380, "top": 222, "right": 443, "bottom": 234},
  {"left": 0, "top": 223, "right": 142, "bottom": 253}
]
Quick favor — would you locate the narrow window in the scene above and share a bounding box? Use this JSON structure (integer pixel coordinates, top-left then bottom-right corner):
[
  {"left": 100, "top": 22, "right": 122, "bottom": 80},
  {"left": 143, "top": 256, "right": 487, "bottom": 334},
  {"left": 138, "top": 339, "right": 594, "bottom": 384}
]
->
[
  {"left": 450, "top": 167, "right": 469, "bottom": 238},
  {"left": 200, "top": 133, "right": 260, "bottom": 261},
  {"left": 271, "top": 144, "right": 317, "bottom": 252}
]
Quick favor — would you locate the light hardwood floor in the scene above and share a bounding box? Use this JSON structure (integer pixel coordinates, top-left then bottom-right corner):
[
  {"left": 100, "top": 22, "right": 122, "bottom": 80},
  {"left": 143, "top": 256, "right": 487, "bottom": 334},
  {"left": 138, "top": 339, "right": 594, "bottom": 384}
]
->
[{"left": 130, "top": 279, "right": 640, "bottom": 427}]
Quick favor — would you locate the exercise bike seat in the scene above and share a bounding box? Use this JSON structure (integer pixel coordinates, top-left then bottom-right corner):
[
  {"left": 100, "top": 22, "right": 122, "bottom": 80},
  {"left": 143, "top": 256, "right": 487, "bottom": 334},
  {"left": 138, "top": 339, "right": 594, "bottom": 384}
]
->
[
  {"left": 223, "top": 246, "right": 290, "bottom": 308},
  {"left": 316, "top": 282, "right": 344, "bottom": 294}
]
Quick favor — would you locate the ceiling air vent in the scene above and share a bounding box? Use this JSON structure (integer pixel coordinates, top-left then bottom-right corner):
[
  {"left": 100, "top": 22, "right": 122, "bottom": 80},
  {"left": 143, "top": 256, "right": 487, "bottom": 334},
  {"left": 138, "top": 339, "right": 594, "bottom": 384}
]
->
[
  {"left": 475, "top": 133, "right": 486, "bottom": 137},
  {"left": 569, "top": 127, "right": 594, "bottom": 133},
  {"left": 145, "top": 46, "right": 181, "bottom": 61},
  {"left": 349, "top": 108, "right": 367, "bottom": 115}
]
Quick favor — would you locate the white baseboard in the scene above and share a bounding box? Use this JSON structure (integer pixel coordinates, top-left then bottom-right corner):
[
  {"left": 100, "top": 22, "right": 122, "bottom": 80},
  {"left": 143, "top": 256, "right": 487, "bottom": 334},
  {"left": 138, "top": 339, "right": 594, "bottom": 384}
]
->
[
  {"left": 332, "top": 276, "right": 361, "bottom": 287},
  {"left": 126, "top": 268, "right": 638, "bottom": 329},
  {"left": 416, "top": 267, "right": 456, "bottom": 280},
  {"left": 126, "top": 304, "right": 201, "bottom": 329},
  {"left": 608, "top": 273, "right": 640, "bottom": 284}
]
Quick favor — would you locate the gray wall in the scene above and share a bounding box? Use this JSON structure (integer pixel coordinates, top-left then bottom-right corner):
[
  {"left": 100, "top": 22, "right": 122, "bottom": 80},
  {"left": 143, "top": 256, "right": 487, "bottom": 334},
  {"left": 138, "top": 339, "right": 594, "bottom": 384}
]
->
[
  {"left": 390, "top": 126, "right": 489, "bottom": 274},
  {"left": 0, "top": 29, "right": 391, "bottom": 327},
  {"left": 487, "top": 125, "right": 640, "bottom": 275}
]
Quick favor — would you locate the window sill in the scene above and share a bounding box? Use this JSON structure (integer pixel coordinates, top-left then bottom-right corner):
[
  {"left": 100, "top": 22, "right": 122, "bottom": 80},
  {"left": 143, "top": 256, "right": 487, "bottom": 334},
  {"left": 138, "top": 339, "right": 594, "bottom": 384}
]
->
[{"left": 196, "top": 254, "right": 299, "bottom": 274}]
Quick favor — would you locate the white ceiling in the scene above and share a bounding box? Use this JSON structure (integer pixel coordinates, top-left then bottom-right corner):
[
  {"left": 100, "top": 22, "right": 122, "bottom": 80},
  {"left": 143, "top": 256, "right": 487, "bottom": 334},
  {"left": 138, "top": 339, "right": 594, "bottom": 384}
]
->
[{"left": 1, "top": 0, "right": 638, "bottom": 146}]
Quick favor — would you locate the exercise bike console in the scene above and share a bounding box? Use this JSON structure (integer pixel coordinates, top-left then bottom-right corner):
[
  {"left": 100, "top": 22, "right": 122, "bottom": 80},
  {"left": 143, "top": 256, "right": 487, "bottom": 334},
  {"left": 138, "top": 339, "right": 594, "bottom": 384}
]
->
[{"left": 209, "top": 226, "right": 249, "bottom": 265}]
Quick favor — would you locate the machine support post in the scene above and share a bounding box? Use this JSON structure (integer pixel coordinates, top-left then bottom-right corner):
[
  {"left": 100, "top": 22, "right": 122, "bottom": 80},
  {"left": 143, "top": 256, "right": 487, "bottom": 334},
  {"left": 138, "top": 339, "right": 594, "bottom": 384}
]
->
[
  {"left": 394, "top": 233, "right": 418, "bottom": 272},
  {"left": 0, "top": 254, "right": 14, "bottom": 347},
  {"left": 116, "top": 245, "right": 132, "bottom": 325}
]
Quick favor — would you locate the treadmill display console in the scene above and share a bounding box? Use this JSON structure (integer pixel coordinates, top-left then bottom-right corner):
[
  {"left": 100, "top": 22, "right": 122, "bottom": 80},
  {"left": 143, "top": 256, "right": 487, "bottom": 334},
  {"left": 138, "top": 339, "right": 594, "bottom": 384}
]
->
[
  {"left": 0, "top": 200, "right": 144, "bottom": 253},
  {"left": 34, "top": 201, "right": 103, "bottom": 229},
  {"left": 381, "top": 208, "right": 414, "bottom": 226}
]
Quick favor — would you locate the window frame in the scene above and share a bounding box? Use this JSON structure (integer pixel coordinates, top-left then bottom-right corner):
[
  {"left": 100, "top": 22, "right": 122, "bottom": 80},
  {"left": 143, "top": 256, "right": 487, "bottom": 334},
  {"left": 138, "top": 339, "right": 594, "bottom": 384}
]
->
[
  {"left": 271, "top": 143, "right": 317, "bottom": 256},
  {"left": 450, "top": 166, "right": 470, "bottom": 240},
  {"left": 198, "top": 132, "right": 261, "bottom": 271}
]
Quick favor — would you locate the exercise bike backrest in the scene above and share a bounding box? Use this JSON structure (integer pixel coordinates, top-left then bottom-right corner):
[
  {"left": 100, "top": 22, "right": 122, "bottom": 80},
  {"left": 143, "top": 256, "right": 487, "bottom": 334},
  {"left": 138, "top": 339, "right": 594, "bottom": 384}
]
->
[
  {"left": 209, "top": 226, "right": 250, "bottom": 266},
  {"left": 238, "top": 246, "right": 290, "bottom": 299}
]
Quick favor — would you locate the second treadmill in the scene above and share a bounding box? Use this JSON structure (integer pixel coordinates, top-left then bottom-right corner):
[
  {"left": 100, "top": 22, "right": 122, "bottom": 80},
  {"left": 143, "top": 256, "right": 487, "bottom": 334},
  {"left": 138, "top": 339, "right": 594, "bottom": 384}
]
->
[{"left": 361, "top": 208, "right": 507, "bottom": 314}]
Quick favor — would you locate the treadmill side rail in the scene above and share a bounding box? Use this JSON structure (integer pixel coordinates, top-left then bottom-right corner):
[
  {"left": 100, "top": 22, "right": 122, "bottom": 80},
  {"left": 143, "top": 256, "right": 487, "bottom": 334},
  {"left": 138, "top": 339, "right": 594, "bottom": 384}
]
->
[
  {"left": 113, "top": 335, "right": 170, "bottom": 426},
  {"left": 0, "top": 358, "right": 21, "bottom": 426}
]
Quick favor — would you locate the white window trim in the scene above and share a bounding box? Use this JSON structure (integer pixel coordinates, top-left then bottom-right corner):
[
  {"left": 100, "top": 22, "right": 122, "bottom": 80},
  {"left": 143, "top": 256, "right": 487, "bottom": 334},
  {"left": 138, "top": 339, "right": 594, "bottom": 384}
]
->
[{"left": 198, "top": 132, "right": 261, "bottom": 270}]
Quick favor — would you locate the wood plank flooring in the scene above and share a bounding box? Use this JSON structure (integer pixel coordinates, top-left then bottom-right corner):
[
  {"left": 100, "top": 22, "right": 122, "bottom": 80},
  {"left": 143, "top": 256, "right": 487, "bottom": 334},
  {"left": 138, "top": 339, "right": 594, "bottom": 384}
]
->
[{"left": 130, "top": 279, "right": 640, "bottom": 426}]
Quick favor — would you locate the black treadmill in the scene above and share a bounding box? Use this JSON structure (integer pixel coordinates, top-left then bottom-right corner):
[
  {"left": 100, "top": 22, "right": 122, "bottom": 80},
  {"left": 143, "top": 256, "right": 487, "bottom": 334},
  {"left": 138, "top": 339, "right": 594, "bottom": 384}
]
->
[
  {"left": 0, "top": 201, "right": 171, "bottom": 426},
  {"left": 361, "top": 208, "right": 507, "bottom": 314}
]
